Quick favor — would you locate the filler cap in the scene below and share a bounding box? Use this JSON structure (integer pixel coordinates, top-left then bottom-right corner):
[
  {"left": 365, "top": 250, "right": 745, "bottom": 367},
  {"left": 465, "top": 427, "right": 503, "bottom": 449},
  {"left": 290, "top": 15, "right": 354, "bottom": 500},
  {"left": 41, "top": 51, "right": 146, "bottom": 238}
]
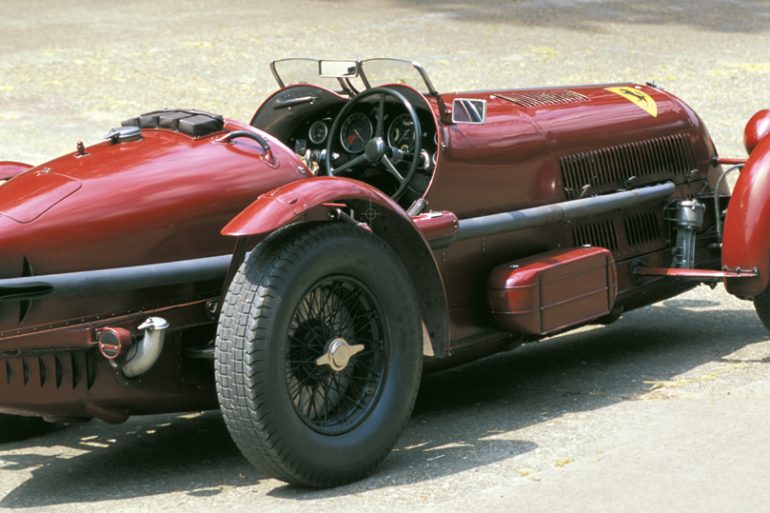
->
[{"left": 105, "top": 126, "right": 143, "bottom": 144}]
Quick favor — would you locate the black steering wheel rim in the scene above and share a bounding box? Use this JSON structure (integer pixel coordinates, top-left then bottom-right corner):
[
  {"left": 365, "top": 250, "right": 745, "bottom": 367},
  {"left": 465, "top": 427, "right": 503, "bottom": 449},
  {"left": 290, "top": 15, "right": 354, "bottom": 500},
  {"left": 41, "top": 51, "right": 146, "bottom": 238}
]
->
[{"left": 324, "top": 87, "right": 422, "bottom": 200}]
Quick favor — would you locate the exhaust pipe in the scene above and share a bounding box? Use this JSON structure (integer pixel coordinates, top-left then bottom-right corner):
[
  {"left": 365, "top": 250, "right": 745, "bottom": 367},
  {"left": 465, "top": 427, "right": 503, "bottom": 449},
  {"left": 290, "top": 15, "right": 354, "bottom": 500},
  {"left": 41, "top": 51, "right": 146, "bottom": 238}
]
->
[
  {"left": 121, "top": 317, "right": 169, "bottom": 378},
  {"left": 448, "top": 181, "right": 675, "bottom": 245}
]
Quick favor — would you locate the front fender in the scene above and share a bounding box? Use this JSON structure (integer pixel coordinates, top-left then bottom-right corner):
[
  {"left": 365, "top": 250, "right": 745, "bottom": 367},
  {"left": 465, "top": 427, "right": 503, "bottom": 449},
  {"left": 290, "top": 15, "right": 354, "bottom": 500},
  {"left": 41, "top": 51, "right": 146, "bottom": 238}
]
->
[
  {"left": 723, "top": 136, "right": 770, "bottom": 297},
  {"left": 221, "top": 176, "right": 411, "bottom": 237}
]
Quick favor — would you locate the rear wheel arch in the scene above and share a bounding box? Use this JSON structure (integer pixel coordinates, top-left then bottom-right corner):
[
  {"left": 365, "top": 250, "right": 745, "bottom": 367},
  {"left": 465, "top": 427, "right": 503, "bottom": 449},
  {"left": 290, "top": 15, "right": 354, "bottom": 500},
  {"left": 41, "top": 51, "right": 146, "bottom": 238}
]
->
[
  {"left": 221, "top": 177, "right": 448, "bottom": 359},
  {"left": 223, "top": 205, "right": 449, "bottom": 359}
]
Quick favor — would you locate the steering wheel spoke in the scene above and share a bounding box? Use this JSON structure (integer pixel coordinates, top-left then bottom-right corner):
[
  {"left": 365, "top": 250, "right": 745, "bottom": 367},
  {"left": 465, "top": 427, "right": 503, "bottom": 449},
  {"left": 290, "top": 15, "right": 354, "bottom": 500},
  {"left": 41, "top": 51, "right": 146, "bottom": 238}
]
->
[
  {"left": 381, "top": 156, "right": 406, "bottom": 183},
  {"left": 375, "top": 95, "right": 386, "bottom": 138},
  {"left": 332, "top": 153, "right": 367, "bottom": 174}
]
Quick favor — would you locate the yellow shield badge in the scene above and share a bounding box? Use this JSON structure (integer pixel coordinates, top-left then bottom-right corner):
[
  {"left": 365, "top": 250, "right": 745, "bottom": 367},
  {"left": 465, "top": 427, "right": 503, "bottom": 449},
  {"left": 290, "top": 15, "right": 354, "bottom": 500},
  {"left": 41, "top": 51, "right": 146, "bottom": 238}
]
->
[{"left": 605, "top": 86, "right": 658, "bottom": 118}]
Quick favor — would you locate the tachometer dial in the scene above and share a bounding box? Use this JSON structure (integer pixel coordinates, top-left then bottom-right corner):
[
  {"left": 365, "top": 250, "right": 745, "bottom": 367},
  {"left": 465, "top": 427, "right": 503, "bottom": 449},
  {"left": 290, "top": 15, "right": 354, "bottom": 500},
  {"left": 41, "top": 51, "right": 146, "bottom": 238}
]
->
[
  {"left": 339, "top": 112, "right": 373, "bottom": 153},
  {"left": 387, "top": 114, "right": 417, "bottom": 154},
  {"left": 308, "top": 121, "right": 329, "bottom": 145}
]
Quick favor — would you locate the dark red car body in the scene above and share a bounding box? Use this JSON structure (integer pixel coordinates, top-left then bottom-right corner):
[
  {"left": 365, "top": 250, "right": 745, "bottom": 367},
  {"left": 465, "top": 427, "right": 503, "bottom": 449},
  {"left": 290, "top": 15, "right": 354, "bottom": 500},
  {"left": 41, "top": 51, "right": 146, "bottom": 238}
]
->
[{"left": 0, "top": 59, "right": 768, "bottom": 487}]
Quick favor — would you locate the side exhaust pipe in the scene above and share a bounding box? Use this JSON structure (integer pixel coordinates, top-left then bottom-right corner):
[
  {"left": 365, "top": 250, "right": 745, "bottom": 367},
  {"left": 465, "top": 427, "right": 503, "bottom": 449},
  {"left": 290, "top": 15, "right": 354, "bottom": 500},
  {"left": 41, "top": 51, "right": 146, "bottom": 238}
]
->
[
  {"left": 452, "top": 181, "right": 675, "bottom": 244},
  {"left": 121, "top": 317, "right": 169, "bottom": 378}
]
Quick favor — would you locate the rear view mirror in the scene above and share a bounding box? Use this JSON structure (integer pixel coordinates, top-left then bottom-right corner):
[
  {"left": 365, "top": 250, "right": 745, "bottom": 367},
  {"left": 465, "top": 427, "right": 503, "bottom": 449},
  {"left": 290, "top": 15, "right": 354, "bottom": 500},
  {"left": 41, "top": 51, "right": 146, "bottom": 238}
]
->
[
  {"left": 319, "top": 60, "right": 359, "bottom": 78},
  {"left": 452, "top": 99, "right": 486, "bottom": 124}
]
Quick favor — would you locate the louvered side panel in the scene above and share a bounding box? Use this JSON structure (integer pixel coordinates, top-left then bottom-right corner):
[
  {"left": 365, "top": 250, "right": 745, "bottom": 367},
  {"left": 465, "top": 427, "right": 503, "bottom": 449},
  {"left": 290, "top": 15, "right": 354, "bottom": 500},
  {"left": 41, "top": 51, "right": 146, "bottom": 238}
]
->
[
  {"left": 0, "top": 351, "right": 95, "bottom": 394},
  {"left": 560, "top": 134, "right": 697, "bottom": 199},
  {"left": 572, "top": 221, "right": 618, "bottom": 251},
  {"left": 494, "top": 90, "right": 590, "bottom": 108},
  {"left": 624, "top": 211, "right": 664, "bottom": 247},
  {"left": 572, "top": 209, "right": 667, "bottom": 259}
]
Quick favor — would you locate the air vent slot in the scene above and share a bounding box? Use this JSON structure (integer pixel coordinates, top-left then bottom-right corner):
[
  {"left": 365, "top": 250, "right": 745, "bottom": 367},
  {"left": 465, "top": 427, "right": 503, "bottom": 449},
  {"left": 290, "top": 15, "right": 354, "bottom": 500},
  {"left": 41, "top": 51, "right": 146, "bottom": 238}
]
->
[
  {"left": 38, "top": 357, "right": 46, "bottom": 387},
  {"left": 1, "top": 351, "right": 93, "bottom": 392},
  {"left": 625, "top": 211, "right": 661, "bottom": 247},
  {"left": 572, "top": 221, "right": 618, "bottom": 251},
  {"left": 561, "top": 134, "right": 697, "bottom": 200},
  {"left": 71, "top": 353, "right": 80, "bottom": 389},
  {"left": 55, "top": 355, "right": 63, "bottom": 389},
  {"left": 22, "top": 359, "right": 29, "bottom": 385},
  {"left": 86, "top": 352, "right": 96, "bottom": 389},
  {"left": 494, "top": 90, "right": 589, "bottom": 108}
]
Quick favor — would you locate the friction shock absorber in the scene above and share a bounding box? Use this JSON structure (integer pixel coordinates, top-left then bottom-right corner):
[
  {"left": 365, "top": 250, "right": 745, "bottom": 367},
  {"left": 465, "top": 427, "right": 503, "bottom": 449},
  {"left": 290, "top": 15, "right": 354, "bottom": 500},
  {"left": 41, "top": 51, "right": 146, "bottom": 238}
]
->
[{"left": 669, "top": 199, "right": 706, "bottom": 268}]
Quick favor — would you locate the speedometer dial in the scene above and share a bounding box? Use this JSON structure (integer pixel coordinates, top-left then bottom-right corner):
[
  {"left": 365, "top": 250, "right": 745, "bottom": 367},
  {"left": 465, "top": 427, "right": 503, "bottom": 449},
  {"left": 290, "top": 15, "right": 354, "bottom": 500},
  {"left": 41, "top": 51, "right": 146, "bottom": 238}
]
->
[
  {"left": 387, "top": 114, "right": 417, "bottom": 153},
  {"left": 339, "top": 112, "right": 373, "bottom": 153}
]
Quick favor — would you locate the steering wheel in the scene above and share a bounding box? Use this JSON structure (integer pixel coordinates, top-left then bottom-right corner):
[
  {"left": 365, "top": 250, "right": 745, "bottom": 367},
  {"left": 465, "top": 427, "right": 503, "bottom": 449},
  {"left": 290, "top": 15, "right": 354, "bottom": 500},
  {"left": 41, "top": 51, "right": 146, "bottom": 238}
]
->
[{"left": 325, "top": 87, "right": 422, "bottom": 200}]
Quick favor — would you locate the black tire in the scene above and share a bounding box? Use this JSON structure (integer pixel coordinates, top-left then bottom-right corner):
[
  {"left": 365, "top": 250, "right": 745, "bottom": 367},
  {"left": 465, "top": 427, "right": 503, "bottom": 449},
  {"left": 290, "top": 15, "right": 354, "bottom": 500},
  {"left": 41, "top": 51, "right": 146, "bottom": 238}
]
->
[
  {"left": 0, "top": 414, "right": 50, "bottom": 443},
  {"left": 215, "top": 222, "right": 423, "bottom": 487},
  {"left": 754, "top": 289, "right": 770, "bottom": 331}
]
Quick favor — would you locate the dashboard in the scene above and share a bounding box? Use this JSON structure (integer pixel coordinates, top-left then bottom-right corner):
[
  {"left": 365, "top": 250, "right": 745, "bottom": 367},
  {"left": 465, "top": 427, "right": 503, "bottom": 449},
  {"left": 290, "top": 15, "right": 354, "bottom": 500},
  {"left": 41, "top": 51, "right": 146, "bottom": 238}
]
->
[{"left": 288, "top": 100, "right": 438, "bottom": 204}]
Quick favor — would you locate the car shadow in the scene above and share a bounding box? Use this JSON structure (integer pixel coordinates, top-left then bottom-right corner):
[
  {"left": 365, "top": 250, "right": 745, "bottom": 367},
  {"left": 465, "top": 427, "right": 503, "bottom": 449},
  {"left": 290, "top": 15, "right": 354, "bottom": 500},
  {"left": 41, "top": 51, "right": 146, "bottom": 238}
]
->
[
  {"left": 0, "top": 411, "right": 252, "bottom": 507},
  {"left": 268, "top": 295, "right": 767, "bottom": 499},
  {"left": 0, "top": 294, "right": 765, "bottom": 506},
  {"left": 378, "top": 0, "right": 769, "bottom": 34}
]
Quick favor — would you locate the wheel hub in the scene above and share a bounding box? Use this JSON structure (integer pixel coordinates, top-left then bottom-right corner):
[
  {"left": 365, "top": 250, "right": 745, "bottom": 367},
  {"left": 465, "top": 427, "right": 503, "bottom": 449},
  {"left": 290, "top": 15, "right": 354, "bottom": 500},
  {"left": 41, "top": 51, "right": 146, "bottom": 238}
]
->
[
  {"left": 364, "top": 137, "right": 386, "bottom": 163},
  {"left": 316, "top": 337, "right": 365, "bottom": 372}
]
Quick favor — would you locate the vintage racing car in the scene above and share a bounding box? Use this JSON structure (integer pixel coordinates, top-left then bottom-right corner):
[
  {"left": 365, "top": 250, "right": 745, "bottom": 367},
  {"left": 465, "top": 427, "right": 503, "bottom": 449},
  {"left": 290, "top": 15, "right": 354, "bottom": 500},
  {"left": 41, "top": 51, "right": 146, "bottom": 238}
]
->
[{"left": 0, "top": 58, "right": 769, "bottom": 487}]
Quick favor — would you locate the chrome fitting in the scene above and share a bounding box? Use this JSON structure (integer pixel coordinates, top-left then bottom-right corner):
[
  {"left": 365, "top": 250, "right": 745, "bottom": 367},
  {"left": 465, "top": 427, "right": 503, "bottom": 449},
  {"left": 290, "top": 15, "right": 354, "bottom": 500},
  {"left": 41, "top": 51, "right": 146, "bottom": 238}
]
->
[{"left": 121, "top": 317, "right": 169, "bottom": 378}]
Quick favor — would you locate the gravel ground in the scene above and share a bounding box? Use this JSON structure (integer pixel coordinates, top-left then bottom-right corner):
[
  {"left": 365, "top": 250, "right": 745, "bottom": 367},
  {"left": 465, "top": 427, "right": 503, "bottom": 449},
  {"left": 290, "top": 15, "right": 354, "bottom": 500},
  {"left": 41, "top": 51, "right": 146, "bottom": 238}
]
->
[{"left": 1, "top": 1, "right": 770, "bottom": 511}]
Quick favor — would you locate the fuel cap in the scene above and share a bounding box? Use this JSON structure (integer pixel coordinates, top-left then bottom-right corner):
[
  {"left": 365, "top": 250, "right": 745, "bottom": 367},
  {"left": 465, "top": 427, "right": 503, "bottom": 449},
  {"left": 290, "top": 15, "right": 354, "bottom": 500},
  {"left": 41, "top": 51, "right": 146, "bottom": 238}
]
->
[{"left": 105, "top": 126, "right": 142, "bottom": 144}]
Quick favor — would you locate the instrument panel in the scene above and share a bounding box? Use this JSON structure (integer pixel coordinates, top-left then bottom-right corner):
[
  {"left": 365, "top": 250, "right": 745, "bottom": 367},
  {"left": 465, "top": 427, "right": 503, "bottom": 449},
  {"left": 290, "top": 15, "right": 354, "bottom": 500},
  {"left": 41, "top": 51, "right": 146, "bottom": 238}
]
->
[{"left": 291, "top": 106, "right": 437, "bottom": 161}]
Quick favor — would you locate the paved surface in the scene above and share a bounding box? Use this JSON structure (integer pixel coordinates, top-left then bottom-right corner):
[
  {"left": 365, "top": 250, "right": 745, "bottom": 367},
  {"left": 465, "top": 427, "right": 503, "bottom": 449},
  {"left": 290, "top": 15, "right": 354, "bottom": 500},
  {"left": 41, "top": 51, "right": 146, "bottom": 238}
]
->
[{"left": 1, "top": 1, "right": 770, "bottom": 511}]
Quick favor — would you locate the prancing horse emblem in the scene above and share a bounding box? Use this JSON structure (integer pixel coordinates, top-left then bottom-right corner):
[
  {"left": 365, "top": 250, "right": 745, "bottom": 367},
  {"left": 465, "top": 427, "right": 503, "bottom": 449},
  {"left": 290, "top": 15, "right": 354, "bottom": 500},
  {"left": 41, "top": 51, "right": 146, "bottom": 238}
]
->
[{"left": 606, "top": 86, "right": 658, "bottom": 117}]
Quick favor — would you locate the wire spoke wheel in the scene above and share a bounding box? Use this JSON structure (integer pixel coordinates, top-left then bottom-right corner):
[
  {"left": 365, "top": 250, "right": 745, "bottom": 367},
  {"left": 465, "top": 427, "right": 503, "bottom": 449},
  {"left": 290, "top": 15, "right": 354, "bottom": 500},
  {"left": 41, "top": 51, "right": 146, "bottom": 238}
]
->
[
  {"left": 215, "top": 223, "right": 422, "bottom": 488},
  {"left": 286, "top": 276, "right": 386, "bottom": 434}
]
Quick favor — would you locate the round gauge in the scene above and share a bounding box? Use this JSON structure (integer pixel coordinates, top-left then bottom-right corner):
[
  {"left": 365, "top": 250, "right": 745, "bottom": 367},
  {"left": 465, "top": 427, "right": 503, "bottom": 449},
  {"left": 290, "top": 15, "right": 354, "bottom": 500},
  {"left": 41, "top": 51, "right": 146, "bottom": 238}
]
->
[
  {"left": 339, "top": 112, "right": 373, "bottom": 153},
  {"left": 308, "top": 120, "right": 328, "bottom": 145},
  {"left": 387, "top": 114, "right": 417, "bottom": 153}
]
